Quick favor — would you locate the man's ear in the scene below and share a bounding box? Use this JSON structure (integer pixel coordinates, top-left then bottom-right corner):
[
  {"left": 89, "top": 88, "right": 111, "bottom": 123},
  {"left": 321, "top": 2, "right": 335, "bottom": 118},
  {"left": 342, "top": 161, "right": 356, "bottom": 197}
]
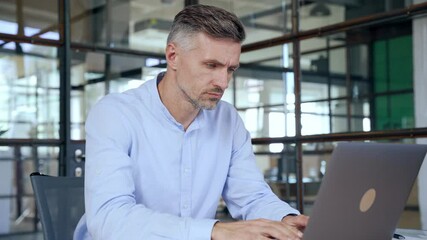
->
[{"left": 166, "top": 43, "right": 178, "bottom": 70}]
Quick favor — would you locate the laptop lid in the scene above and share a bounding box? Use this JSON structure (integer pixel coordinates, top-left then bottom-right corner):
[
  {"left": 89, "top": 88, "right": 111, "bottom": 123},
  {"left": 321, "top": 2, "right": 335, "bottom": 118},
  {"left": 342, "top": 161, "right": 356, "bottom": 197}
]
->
[{"left": 303, "top": 142, "right": 427, "bottom": 240}]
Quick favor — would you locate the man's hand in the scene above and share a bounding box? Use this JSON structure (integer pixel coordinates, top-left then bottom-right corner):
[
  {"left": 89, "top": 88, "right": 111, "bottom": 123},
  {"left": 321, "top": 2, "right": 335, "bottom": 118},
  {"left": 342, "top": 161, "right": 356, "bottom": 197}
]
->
[
  {"left": 282, "top": 214, "right": 309, "bottom": 232},
  {"left": 211, "top": 216, "right": 308, "bottom": 240}
]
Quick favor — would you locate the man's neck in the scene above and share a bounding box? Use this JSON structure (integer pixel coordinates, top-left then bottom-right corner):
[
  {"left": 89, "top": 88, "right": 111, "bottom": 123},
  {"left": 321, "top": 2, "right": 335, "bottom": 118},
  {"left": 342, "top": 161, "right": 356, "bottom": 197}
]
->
[{"left": 157, "top": 72, "right": 200, "bottom": 131}]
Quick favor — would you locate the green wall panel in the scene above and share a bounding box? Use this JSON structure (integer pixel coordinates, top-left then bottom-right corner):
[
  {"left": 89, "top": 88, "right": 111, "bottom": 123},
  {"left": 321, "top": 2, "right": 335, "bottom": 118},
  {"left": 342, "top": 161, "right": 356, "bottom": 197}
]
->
[
  {"left": 389, "top": 36, "right": 413, "bottom": 91},
  {"left": 373, "top": 35, "right": 414, "bottom": 130}
]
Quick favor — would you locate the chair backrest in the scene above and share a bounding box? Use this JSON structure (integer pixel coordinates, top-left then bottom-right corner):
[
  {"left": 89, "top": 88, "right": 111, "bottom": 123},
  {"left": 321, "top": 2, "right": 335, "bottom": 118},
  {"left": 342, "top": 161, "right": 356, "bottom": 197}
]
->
[{"left": 30, "top": 172, "right": 84, "bottom": 240}]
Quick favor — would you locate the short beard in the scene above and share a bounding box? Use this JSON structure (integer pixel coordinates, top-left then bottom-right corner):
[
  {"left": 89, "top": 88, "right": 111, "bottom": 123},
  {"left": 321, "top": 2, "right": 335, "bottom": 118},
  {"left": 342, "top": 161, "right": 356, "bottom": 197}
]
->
[{"left": 178, "top": 85, "right": 222, "bottom": 110}]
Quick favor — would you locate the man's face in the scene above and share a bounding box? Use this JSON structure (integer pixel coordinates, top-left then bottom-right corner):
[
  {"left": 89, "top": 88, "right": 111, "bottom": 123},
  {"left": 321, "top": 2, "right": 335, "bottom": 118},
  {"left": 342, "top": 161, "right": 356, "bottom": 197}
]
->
[{"left": 172, "top": 33, "right": 241, "bottom": 110}]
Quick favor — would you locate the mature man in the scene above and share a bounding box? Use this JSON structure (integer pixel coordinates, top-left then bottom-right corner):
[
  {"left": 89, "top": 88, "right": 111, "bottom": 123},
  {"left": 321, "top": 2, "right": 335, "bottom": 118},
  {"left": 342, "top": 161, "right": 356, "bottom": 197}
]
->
[{"left": 74, "top": 4, "right": 308, "bottom": 240}]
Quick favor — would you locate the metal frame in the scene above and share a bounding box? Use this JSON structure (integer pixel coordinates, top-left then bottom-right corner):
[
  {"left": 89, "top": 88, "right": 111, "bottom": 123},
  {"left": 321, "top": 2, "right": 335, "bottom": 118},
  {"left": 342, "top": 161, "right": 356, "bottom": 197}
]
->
[{"left": 58, "top": 0, "right": 72, "bottom": 177}]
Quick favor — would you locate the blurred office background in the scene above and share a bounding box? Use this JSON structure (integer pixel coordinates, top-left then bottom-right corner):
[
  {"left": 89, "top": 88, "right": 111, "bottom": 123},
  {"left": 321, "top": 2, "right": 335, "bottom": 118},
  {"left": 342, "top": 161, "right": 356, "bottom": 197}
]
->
[{"left": 1, "top": 0, "right": 427, "bottom": 237}]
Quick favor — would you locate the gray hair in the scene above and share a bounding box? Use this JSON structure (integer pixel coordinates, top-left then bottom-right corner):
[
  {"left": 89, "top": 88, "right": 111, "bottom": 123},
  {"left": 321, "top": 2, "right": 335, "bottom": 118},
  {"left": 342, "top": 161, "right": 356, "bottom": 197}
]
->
[{"left": 167, "top": 4, "right": 246, "bottom": 49}]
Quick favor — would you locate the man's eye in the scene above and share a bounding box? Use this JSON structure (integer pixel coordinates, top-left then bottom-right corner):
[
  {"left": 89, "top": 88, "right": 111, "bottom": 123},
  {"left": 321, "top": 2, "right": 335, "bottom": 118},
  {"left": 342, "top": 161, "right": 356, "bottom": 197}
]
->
[
  {"left": 206, "top": 63, "right": 217, "bottom": 68},
  {"left": 228, "top": 68, "right": 236, "bottom": 73}
]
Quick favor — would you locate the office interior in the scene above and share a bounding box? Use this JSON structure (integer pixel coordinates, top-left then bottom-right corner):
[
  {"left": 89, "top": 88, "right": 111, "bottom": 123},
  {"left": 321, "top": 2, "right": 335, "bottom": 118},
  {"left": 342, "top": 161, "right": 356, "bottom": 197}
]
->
[{"left": 1, "top": 0, "right": 427, "bottom": 238}]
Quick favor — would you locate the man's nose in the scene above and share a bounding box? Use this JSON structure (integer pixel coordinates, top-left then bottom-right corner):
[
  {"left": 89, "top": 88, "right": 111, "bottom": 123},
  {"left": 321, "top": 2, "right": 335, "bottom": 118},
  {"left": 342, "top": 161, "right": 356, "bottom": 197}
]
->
[{"left": 214, "top": 70, "right": 230, "bottom": 90}]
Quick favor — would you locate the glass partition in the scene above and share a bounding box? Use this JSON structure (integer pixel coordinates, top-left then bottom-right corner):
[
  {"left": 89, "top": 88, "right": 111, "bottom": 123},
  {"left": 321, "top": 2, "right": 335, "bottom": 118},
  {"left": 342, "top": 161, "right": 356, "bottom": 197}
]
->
[
  {"left": 0, "top": 0, "right": 59, "bottom": 39},
  {"left": 299, "top": 0, "right": 412, "bottom": 30},
  {"left": 201, "top": 0, "right": 293, "bottom": 44},
  {"left": 70, "top": 50, "right": 166, "bottom": 140},
  {"left": 0, "top": 145, "right": 59, "bottom": 234},
  {"left": 0, "top": 46, "right": 60, "bottom": 140},
  {"left": 70, "top": 0, "right": 185, "bottom": 53}
]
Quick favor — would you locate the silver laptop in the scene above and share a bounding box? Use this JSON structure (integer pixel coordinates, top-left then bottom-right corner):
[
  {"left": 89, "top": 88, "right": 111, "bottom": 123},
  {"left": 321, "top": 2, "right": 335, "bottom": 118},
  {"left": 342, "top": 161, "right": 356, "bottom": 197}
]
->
[{"left": 303, "top": 142, "right": 427, "bottom": 240}]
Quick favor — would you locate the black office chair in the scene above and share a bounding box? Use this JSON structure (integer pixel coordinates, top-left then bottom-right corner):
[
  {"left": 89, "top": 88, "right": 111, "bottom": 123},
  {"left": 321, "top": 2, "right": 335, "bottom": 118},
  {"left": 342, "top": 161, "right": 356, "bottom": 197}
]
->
[{"left": 30, "top": 172, "right": 84, "bottom": 240}]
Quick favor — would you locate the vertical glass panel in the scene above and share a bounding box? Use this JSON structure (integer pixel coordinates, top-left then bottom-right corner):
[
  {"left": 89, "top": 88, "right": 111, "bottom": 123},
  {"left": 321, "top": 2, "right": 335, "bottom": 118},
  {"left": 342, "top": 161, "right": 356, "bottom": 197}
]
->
[
  {"left": 301, "top": 101, "right": 331, "bottom": 133},
  {"left": 255, "top": 143, "right": 298, "bottom": 208},
  {"left": 0, "top": 148, "right": 15, "bottom": 234},
  {"left": 350, "top": 116, "right": 366, "bottom": 132},
  {"left": 71, "top": 91, "right": 85, "bottom": 140},
  {"left": 296, "top": 141, "right": 338, "bottom": 215},
  {"left": 85, "top": 82, "right": 105, "bottom": 112},
  {"left": 0, "top": 0, "right": 59, "bottom": 39},
  {"left": 301, "top": 50, "right": 328, "bottom": 74},
  {"left": 349, "top": 44, "right": 369, "bottom": 83},
  {"left": 300, "top": 35, "right": 345, "bottom": 72},
  {"left": 331, "top": 99, "right": 347, "bottom": 116},
  {"left": 70, "top": 50, "right": 107, "bottom": 139},
  {"left": 70, "top": 50, "right": 167, "bottom": 140},
  {"left": 239, "top": 105, "right": 298, "bottom": 139},
  {"left": 301, "top": 82, "right": 328, "bottom": 102},
  {"left": 329, "top": 47, "right": 346, "bottom": 75},
  {"left": 302, "top": 101, "right": 329, "bottom": 115},
  {"left": 70, "top": 0, "right": 185, "bottom": 53},
  {"left": 238, "top": 108, "right": 265, "bottom": 139},
  {"left": 331, "top": 116, "right": 348, "bottom": 133},
  {"left": 239, "top": 44, "right": 293, "bottom": 139},
  {"left": 241, "top": 44, "right": 290, "bottom": 67},
  {"left": 301, "top": 113, "right": 330, "bottom": 135},
  {"left": 237, "top": 0, "right": 292, "bottom": 43},
  {"left": 351, "top": 98, "right": 370, "bottom": 117},
  {"left": 330, "top": 84, "right": 347, "bottom": 99},
  {"left": 237, "top": 43, "right": 293, "bottom": 109},
  {"left": 235, "top": 76, "right": 285, "bottom": 108},
  {"left": 298, "top": 32, "right": 372, "bottom": 134},
  {"left": 352, "top": 80, "right": 370, "bottom": 99},
  {"left": 238, "top": 104, "right": 296, "bottom": 139},
  {"left": 0, "top": 47, "right": 60, "bottom": 139},
  {"left": 0, "top": 145, "right": 58, "bottom": 234},
  {"left": 329, "top": 47, "right": 348, "bottom": 99},
  {"left": 350, "top": 98, "right": 370, "bottom": 132},
  {"left": 35, "top": 146, "right": 60, "bottom": 176},
  {"left": 301, "top": 36, "right": 370, "bottom": 100}
]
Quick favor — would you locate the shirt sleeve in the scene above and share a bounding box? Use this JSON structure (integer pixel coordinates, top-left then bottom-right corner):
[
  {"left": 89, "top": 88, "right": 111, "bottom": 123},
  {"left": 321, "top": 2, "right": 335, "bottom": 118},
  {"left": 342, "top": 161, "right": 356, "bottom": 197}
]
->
[
  {"left": 221, "top": 114, "right": 300, "bottom": 221},
  {"left": 84, "top": 97, "right": 217, "bottom": 240}
]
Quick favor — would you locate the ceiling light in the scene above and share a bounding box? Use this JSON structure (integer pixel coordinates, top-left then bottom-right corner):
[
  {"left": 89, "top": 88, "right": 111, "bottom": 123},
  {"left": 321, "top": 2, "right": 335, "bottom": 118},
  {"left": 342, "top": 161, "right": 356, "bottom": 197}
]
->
[{"left": 310, "top": 3, "right": 331, "bottom": 17}]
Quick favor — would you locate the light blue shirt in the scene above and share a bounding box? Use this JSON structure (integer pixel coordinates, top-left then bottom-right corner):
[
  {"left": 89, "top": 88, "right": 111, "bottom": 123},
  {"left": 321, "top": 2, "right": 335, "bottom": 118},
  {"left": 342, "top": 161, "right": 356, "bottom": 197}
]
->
[{"left": 74, "top": 73, "right": 299, "bottom": 239}]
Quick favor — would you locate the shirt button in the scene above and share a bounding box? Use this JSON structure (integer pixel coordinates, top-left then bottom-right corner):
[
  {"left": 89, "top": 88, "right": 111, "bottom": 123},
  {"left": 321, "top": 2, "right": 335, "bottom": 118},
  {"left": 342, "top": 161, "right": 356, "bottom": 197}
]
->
[
  {"left": 183, "top": 204, "right": 189, "bottom": 209},
  {"left": 184, "top": 168, "right": 190, "bottom": 173}
]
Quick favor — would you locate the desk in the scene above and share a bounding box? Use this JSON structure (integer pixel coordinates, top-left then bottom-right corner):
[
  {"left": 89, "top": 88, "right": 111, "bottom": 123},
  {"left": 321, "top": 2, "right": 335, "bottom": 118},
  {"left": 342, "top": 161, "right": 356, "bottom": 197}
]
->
[{"left": 395, "top": 229, "right": 427, "bottom": 239}]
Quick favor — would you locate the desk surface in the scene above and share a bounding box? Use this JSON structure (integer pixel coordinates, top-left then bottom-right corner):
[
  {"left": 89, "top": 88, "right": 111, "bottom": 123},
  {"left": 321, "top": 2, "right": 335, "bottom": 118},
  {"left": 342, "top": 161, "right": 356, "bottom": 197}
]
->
[{"left": 395, "top": 229, "right": 427, "bottom": 239}]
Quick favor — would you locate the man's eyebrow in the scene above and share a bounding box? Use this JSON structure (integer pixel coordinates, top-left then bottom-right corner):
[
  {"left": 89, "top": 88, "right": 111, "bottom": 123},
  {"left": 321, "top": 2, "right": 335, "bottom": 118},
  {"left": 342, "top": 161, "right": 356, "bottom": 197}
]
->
[{"left": 204, "top": 59, "right": 240, "bottom": 69}]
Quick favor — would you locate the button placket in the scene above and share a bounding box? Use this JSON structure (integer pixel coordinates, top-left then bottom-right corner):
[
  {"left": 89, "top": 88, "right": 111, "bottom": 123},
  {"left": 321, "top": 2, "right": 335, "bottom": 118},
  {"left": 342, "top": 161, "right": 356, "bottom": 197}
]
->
[{"left": 180, "top": 133, "right": 192, "bottom": 217}]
